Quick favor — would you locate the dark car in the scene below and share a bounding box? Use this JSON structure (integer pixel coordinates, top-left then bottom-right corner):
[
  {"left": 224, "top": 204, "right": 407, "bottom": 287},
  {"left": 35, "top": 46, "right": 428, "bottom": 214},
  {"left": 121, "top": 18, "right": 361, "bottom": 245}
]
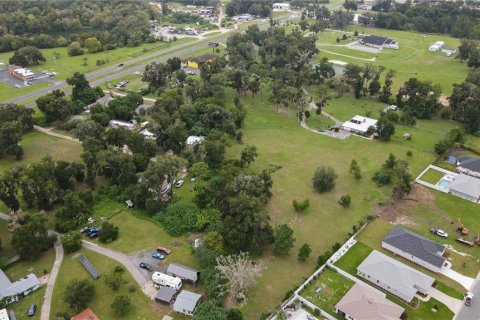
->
[
  {"left": 28, "top": 304, "right": 36, "bottom": 317},
  {"left": 139, "top": 262, "right": 154, "bottom": 271},
  {"left": 89, "top": 231, "right": 100, "bottom": 239},
  {"left": 118, "top": 63, "right": 124, "bottom": 67},
  {"left": 85, "top": 227, "right": 100, "bottom": 236}
]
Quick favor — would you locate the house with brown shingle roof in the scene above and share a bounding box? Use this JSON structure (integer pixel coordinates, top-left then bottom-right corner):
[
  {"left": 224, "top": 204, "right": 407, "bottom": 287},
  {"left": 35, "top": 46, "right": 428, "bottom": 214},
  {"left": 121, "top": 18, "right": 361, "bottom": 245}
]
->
[{"left": 335, "top": 283, "right": 405, "bottom": 320}]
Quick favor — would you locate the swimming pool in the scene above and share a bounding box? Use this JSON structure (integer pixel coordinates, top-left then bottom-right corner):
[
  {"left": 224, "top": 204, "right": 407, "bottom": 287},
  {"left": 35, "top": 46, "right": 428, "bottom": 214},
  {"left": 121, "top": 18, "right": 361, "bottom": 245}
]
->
[{"left": 438, "top": 179, "right": 451, "bottom": 189}]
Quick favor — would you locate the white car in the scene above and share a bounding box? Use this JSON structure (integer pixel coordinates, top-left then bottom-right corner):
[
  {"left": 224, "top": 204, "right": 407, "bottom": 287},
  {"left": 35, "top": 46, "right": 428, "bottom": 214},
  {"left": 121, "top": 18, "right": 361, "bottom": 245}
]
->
[
  {"left": 175, "top": 180, "right": 184, "bottom": 188},
  {"left": 430, "top": 228, "right": 448, "bottom": 238},
  {"left": 14, "top": 84, "right": 22, "bottom": 88}
]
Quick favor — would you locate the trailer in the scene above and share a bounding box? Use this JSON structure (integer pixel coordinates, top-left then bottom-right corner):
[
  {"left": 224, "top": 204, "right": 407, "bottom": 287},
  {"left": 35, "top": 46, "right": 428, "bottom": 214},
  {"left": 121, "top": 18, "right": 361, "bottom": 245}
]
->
[{"left": 152, "top": 272, "right": 182, "bottom": 290}]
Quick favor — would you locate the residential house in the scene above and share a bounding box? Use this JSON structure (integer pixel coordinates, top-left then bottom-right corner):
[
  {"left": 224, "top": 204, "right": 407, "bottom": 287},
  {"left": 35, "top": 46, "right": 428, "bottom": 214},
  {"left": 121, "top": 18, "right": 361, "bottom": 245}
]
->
[
  {"left": 183, "top": 54, "right": 216, "bottom": 69},
  {"left": 108, "top": 120, "right": 135, "bottom": 130},
  {"left": 335, "top": 283, "right": 405, "bottom": 320},
  {"left": 341, "top": 115, "right": 377, "bottom": 136},
  {"left": 71, "top": 308, "right": 100, "bottom": 320},
  {"left": 448, "top": 173, "right": 480, "bottom": 202},
  {"left": 86, "top": 95, "right": 113, "bottom": 110},
  {"left": 7, "top": 64, "right": 35, "bottom": 81},
  {"left": 186, "top": 135, "right": 205, "bottom": 147},
  {"left": 166, "top": 263, "right": 199, "bottom": 283},
  {"left": 0, "top": 270, "right": 40, "bottom": 305},
  {"left": 272, "top": 3, "right": 291, "bottom": 10},
  {"left": 429, "top": 41, "right": 445, "bottom": 52},
  {"left": 457, "top": 156, "right": 480, "bottom": 178},
  {"left": 0, "top": 309, "right": 8, "bottom": 320},
  {"left": 357, "top": 250, "right": 435, "bottom": 303},
  {"left": 382, "top": 226, "right": 447, "bottom": 273},
  {"left": 358, "top": 35, "right": 399, "bottom": 50},
  {"left": 172, "top": 290, "right": 202, "bottom": 316},
  {"left": 155, "top": 286, "right": 177, "bottom": 304}
]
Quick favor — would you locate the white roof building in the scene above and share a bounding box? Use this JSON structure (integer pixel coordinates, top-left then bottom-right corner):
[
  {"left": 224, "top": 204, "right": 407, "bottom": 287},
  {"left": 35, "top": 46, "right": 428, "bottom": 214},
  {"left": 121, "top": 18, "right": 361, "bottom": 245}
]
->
[
  {"left": 108, "top": 120, "right": 135, "bottom": 130},
  {"left": 429, "top": 41, "right": 445, "bottom": 52},
  {"left": 0, "top": 309, "right": 8, "bottom": 320},
  {"left": 357, "top": 250, "right": 435, "bottom": 303},
  {"left": 140, "top": 129, "right": 156, "bottom": 140},
  {"left": 449, "top": 174, "right": 480, "bottom": 202},
  {"left": 273, "top": 3, "right": 291, "bottom": 10},
  {"left": 186, "top": 135, "right": 205, "bottom": 146},
  {"left": 341, "top": 115, "right": 378, "bottom": 135}
]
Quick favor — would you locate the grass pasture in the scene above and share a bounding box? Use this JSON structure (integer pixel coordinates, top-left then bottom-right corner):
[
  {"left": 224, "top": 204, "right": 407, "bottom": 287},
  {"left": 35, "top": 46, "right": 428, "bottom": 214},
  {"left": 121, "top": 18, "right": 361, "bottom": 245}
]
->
[
  {"left": 316, "top": 27, "right": 469, "bottom": 95},
  {"left": 419, "top": 168, "right": 445, "bottom": 184}
]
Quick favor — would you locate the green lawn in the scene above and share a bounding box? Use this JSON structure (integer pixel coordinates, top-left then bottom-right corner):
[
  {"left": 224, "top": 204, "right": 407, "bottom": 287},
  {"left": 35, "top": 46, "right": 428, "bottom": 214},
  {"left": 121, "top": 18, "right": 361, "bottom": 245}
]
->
[
  {"left": 323, "top": 95, "right": 388, "bottom": 121},
  {"left": 316, "top": 27, "right": 469, "bottom": 95},
  {"left": 301, "top": 269, "right": 355, "bottom": 318},
  {"left": 334, "top": 242, "right": 372, "bottom": 275},
  {"left": 394, "top": 297, "right": 453, "bottom": 320},
  {"left": 50, "top": 248, "right": 186, "bottom": 320},
  {"left": 0, "top": 131, "right": 83, "bottom": 174},
  {"left": 0, "top": 39, "right": 195, "bottom": 81},
  {"left": 223, "top": 87, "right": 478, "bottom": 318},
  {"left": 0, "top": 81, "right": 51, "bottom": 102},
  {"left": 419, "top": 168, "right": 445, "bottom": 184},
  {"left": 305, "top": 113, "right": 336, "bottom": 130},
  {"left": 0, "top": 220, "right": 15, "bottom": 259},
  {"left": 10, "top": 286, "right": 45, "bottom": 320},
  {"left": 5, "top": 248, "right": 55, "bottom": 281}
]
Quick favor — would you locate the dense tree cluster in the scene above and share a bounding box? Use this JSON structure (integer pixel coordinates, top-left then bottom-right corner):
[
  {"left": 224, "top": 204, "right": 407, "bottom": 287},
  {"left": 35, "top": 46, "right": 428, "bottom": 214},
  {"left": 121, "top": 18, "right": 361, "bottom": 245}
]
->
[
  {"left": 0, "top": 0, "right": 155, "bottom": 52},
  {"left": 0, "top": 104, "right": 34, "bottom": 160},
  {"left": 225, "top": 0, "right": 272, "bottom": 17},
  {"left": 450, "top": 69, "right": 480, "bottom": 134},
  {"left": 358, "top": 1, "right": 480, "bottom": 39}
]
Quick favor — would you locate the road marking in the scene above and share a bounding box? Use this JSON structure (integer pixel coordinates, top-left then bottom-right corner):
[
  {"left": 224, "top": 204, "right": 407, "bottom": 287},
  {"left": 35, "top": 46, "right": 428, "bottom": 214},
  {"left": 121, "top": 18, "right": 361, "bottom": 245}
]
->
[{"left": 82, "top": 240, "right": 98, "bottom": 247}]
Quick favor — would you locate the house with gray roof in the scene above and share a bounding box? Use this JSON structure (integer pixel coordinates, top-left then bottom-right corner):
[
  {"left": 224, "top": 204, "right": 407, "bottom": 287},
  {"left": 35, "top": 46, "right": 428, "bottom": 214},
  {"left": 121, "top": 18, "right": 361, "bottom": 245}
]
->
[
  {"left": 0, "top": 270, "right": 40, "bottom": 305},
  {"left": 457, "top": 156, "right": 480, "bottom": 178},
  {"left": 166, "top": 263, "right": 198, "bottom": 283},
  {"left": 382, "top": 226, "right": 446, "bottom": 273},
  {"left": 155, "top": 286, "right": 177, "bottom": 304},
  {"left": 449, "top": 173, "right": 480, "bottom": 202},
  {"left": 172, "top": 290, "right": 202, "bottom": 315},
  {"left": 335, "top": 283, "right": 405, "bottom": 320},
  {"left": 357, "top": 250, "right": 435, "bottom": 303}
]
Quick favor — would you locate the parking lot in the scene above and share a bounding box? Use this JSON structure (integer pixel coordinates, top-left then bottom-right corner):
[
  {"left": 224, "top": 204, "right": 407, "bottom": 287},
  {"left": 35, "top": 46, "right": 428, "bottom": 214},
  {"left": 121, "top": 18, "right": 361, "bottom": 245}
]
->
[
  {"left": 0, "top": 68, "right": 56, "bottom": 88},
  {"left": 129, "top": 248, "right": 171, "bottom": 281}
]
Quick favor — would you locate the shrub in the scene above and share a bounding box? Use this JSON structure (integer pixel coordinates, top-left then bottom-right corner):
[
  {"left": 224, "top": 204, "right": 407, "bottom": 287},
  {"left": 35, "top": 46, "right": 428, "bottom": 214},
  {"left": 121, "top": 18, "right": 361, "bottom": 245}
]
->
[
  {"left": 440, "top": 108, "right": 452, "bottom": 119},
  {"left": 298, "top": 243, "right": 312, "bottom": 262},
  {"left": 98, "top": 221, "right": 119, "bottom": 243},
  {"left": 155, "top": 202, "right": 198, "bottom": 236},
  {"left": 372, "top": 169, "right": 392, "bottom": 185},
  {"left": 61, "top": 231, "right": 82, "bottom": 254},
  {"left": 312, "top": 166, "right": 337, "bottom": 193},
  {"left": 292, "top": 198, "right": 310, "bottom": 212},
  {"left": 406, "top": 150, "right": 413, "bottom": 157},
  {"left": 111, "top": 295, "right": 131, "bottom": 317},
  {"left": 338, "top": 194, "right": 351, "bottom": 208}
]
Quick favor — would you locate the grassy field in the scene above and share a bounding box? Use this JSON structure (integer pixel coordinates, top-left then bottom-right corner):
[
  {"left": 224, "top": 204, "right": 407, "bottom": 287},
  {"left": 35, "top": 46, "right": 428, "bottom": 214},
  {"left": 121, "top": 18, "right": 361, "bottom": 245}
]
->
[
  {"left": 5, "top": 249, "right": 55, "bottom": 280},
  {"left": 50, "top": 248, "right": 186, "bottom": 320},
  {"left": 0, "top": 39, "right": 195, "bottom": 81},
  {"left": 300, "top": 268, "right": 355, "bottom": 318},
  {"left": 10, "top": 286, "right": 46, "bottom": 320},
  {"left": 419, "top": 168, "right": 445, "bottom": 184},
  {"left": 223, "top": 87, "right": 480, "bottom": 318},
  {"left": 0, "top": 131, "right": 83, "bottom": 174},
  {"left": 316, "top": 27, "right": 469, "bottom": 95},
  {"left": 305, "top": 113, "right": 336, "bottom": 130},
  {"left": 323, "top": 95, "right": 388, "bottom": 121},
  {"left": 0, "top": 81, "right": 51, "bottom": 102}
]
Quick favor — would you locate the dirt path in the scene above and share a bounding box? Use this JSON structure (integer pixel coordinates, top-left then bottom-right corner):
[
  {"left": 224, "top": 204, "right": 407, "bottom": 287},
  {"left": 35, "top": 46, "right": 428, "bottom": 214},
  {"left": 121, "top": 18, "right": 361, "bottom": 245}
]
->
[{"left": 33, "top": 125, "right": 80, "bottom": 142}]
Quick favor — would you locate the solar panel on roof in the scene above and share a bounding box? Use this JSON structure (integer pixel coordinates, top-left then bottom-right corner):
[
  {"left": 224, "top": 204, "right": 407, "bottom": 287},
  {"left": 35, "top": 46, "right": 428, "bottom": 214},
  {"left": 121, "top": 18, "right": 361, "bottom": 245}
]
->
[{"left": 78, "top": 255, "right": 101, "bottom": 280}]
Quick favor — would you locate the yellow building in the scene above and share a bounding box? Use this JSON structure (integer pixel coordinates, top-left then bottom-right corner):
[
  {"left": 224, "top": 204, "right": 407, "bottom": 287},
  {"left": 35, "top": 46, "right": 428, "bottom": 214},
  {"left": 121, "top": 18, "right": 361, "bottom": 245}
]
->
[{"left": 183, "top": 54, "right": 217, "bottom": 69}]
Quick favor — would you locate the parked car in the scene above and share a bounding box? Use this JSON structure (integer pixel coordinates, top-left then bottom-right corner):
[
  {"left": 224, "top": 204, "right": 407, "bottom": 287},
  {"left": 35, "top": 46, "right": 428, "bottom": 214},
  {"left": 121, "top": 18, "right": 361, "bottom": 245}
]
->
[
  {"left": 118, "top": 63, "right": 124, "bottom": 67},
  {"left": 157, "top": 246, "right": 172, "bottom": 255},
  {"left": 28, "top": 304, "right": 36, "bottom": 317},
  {"left": 14, "top": 84, "right": 22, "bottom": 88},
  {"left": 152, "top": 252, "right": 165, "bottom": 260},
  {"left": 430, "top": 228, "right": 448, "bottom": 238},
  {"left": 464, "top": 292, "right": 474, "bottom": 306},
  {"left": 175, "top": 180, "right": 184, "bottom": 188},
  {"left": 139, "top": 262, "right": 154, "bottom": 271},
  {"left": 89, "top": 231, "right": 99, "bottom": 239}
]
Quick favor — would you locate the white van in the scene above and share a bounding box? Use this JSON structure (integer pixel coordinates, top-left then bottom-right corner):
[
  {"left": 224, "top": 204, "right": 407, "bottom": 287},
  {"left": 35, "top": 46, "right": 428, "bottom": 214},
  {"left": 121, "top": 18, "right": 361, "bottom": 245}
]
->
[{"left": 152, "top": 272, "right": 182, "bottom": 290}]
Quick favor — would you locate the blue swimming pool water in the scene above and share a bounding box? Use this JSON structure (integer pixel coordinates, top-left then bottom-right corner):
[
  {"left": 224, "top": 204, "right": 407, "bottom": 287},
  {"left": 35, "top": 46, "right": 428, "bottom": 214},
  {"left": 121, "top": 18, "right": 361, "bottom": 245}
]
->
[{"left": 438, "top": 179, "right": 451, "bottom": 189}]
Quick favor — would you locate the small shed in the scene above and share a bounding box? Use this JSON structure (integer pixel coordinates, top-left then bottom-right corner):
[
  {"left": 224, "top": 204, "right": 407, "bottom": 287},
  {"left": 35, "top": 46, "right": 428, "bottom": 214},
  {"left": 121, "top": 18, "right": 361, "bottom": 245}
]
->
[
  {"left": 126, "top": 200, "right": 134, "bottom": 209},
  {"left": 155, "top": 286, "right": 177, "bottom": 304},
  {"left": 172, "top": 290, "right": 202, "bottom": 315},
  {"left": 167, "top": 263, "right": 199, "bottom": 283}
]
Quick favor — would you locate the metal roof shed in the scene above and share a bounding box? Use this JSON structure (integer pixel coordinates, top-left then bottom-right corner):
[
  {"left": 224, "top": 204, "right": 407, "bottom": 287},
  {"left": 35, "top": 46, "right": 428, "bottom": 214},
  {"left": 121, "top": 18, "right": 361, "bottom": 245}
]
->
[
  {"left": 172, "top": 290, "right": 202, "bottom": 315},
  {"left": 155, "top": 286, "right": 177, "bottom": 304},
  {"left": 166, "top": 263, "right": 198, "bottom": 283}
]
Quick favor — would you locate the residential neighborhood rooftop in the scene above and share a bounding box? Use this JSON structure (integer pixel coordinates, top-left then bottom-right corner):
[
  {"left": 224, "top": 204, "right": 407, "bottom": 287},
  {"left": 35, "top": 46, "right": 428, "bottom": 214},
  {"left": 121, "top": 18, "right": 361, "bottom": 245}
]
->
[
  {"left": 357, "top": 250, "right": 435, "bottom": 302},
  {"left": 335, "top": 283, "right": 405, "bottom": 320},
  {"left": 449, "top": 173, "right": 480, "bottom": 200},
  {"left": 382, "top": 226, "right": 446, "bottom": 268},
  {"left": 0, "top": 270, "right": 40, "bottom": 301},
  {"left": 166, "top": 263, "right": 199, "bottom": 283},
  {"left": 172, "top": 290, "right": 202, "bottom": 314},
  {"left": 71, "top": 308, "right": 100, "bottom": 320}
]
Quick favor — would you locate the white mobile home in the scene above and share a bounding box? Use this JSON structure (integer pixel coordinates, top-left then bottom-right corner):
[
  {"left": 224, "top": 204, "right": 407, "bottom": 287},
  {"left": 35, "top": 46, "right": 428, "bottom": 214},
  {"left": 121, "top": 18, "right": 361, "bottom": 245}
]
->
[{"left": 152, "top": 272, "right": 182, "bottom": 290}]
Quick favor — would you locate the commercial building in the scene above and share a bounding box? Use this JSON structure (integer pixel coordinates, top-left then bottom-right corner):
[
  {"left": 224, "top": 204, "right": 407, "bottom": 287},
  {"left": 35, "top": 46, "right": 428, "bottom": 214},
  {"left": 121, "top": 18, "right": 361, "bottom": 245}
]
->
[{"left": 7, "top": 64, "right": 35, "bottom": 81}]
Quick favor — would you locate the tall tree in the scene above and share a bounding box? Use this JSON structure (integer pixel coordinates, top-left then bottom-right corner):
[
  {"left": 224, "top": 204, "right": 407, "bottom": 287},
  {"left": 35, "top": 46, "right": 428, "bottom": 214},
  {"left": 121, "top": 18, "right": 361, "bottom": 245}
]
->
[
  {"left": 9, "top": 46, "right": 45, "bottom": 66},
  {"left": 273, "top": 224, "right": 295, "bottom": 255}
]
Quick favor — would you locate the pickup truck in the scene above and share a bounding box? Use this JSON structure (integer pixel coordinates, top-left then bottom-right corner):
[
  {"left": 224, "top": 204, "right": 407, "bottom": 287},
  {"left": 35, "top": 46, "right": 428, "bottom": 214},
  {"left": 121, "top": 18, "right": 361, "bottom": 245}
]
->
[{"left": 430, "top": 228, "right": 448, "bottom": 238}]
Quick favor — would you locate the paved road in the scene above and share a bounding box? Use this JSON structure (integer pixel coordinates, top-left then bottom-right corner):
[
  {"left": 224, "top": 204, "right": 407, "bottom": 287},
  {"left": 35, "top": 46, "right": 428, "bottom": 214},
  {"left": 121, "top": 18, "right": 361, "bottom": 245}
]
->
[
  {"left": 81, "top": 240, "right": 148, "bottom": 287},
  {"left": 2, "top": 33, "right": 232, "bottom": 107},
  {"left": 456, "top": 275, "right": 480, "bottom": 320},
  {"left": 40, "top": 241, "right": 64, "bottom": 320}
]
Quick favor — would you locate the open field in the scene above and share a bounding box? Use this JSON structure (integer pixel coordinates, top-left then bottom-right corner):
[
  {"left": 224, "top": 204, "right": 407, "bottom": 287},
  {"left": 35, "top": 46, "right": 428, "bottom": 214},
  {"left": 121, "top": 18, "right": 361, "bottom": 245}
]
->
[
  {"left": 305, "top": 113, "right": 336, "bottom": 130},
  {"left": 316, "top": 27, "right": 469, "bottom": 95},
  {"left": 5, "top": 248, "right": 55, "bottom": 281},
  {"left": 0, "top": 131, "right": 83, "bottom": 174},
  {"left": 301, "top": 268, "right": 354, "bottom": 319},
  {"left": 223, "top": 87, "right": 480, "bottom": 318},
  {"left": 50, "top": 248, "right": 188, "bottom": 320},
  {"left": 322, "top": 95, "right": 388, "bottom": 121}
]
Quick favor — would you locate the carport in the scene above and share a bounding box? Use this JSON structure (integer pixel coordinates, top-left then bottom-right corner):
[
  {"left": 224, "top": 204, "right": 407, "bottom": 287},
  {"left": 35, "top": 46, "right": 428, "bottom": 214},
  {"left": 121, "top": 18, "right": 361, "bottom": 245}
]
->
[{"left": 155, "top": 286, "right": 177, "bottom": 304}]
